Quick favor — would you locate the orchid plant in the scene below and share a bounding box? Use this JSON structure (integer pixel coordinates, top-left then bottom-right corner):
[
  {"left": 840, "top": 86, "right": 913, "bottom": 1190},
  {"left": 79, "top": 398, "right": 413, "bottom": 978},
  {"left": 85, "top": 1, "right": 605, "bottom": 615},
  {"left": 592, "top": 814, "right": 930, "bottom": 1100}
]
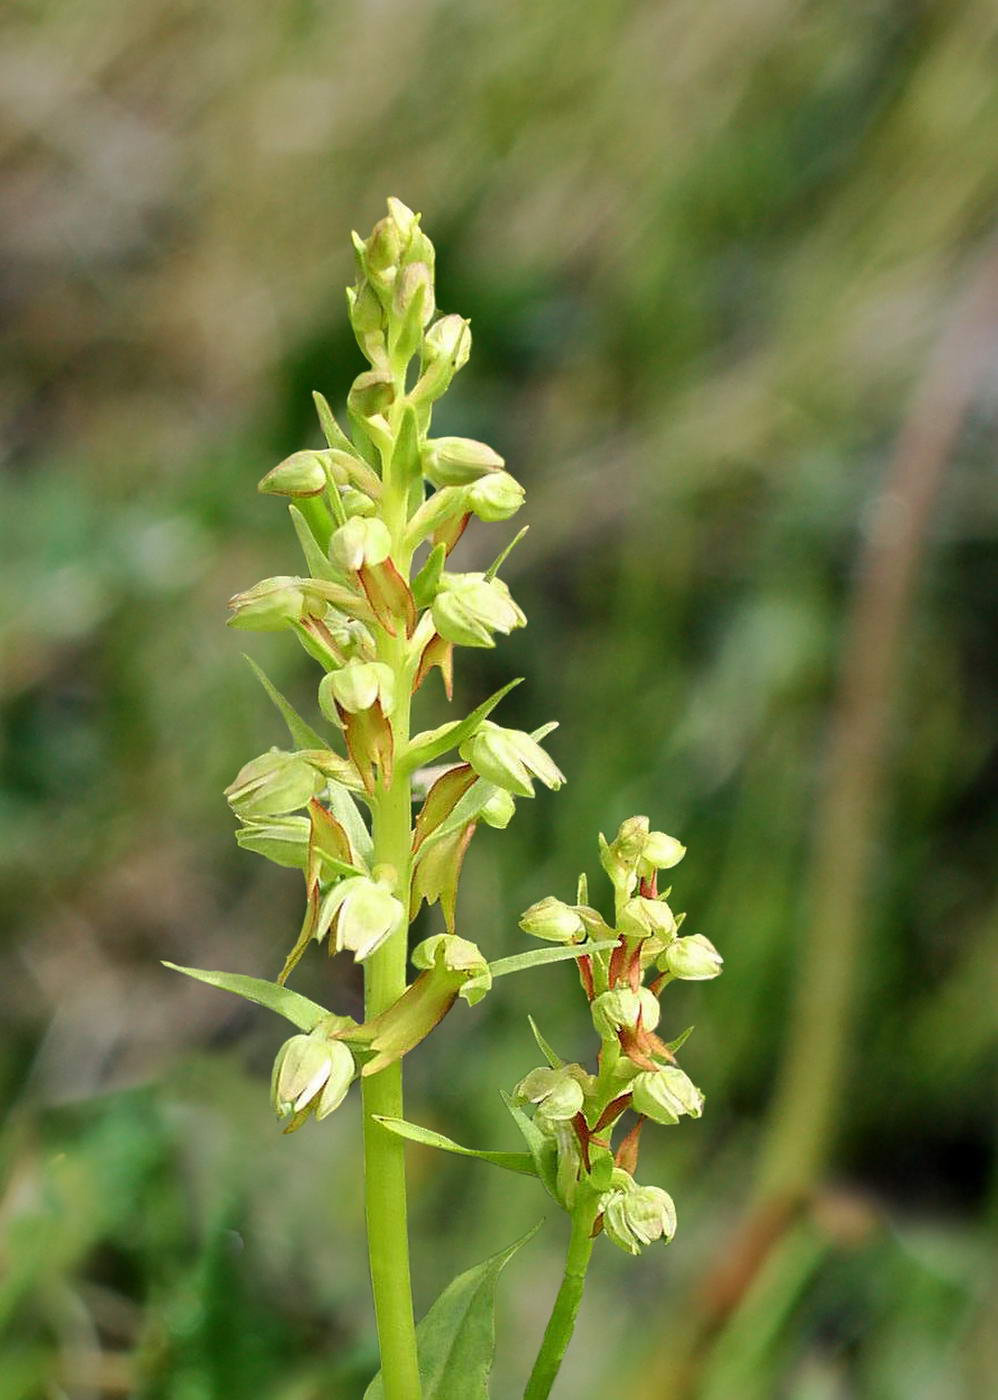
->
[{"left": 167, "top": 199, "right": 722, "bottom": 1399}]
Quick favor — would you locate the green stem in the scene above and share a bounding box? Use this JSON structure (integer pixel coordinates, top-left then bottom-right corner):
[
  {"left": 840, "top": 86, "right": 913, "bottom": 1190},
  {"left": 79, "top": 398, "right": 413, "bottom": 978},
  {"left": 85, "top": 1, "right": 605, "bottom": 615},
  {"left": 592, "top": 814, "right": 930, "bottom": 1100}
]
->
[
  {"left": 523, "top": 1200, "right": 599, "bottom": 1400},
  {"left": 362, "top": 627, "right": 420, "bottom": 1397}
]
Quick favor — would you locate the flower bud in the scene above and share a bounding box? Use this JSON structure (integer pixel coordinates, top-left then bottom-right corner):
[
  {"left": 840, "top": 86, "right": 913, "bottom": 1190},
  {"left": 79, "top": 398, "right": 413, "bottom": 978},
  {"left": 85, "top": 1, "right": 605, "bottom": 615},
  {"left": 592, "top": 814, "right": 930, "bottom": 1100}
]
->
[
  {"left": 432, "top": 574, "right": 526, "bottom": 649},
  {"left": 640, "top": 830, "right": 686, "bottom": 874},
  {"left": 224, "top": 749, "right": 322, "bottom": 818},
  {"left": 602, "top": 1181, "right": 677, "bottom": 1254},
  {"left": 661, "top": 933, "right": 723, "bottom": 980},
  {"left": 365, "top": 216, "right": 402, "bottom": 277},
  {"left": 227, "top": 576, "right": 309, "bottom": 631},
  {"left": 465, "top": 471, "right": 525, "bottom": 522},
  {"left": 599, "top": 815, "right": 650, "bottom": 890},
  {"left": 514, "top": 1065, "right": 588, "bottom": 1121},
  {"left": 591, "top": 986, "right": 660, "bottom": 1038},
  {"left": 631, "top": 1066, "right": 704, "bottom": 1124},
  {"left": 460, "top": 722, "right": 564, "bottom": 799},
  {"left": 340, "top": 486, "right": 378, "bottom": 518},
  {"left": 393, "top": 261, "right": 435, "bottom": 327},
  {"left": 422, "top": 437, "right": 504, "bottom": 488},
  {"left": 347, "top": 368, "right": 395, "bottom": 420},
  {"left": 330, "top": 516, "right": 392, "bottom": 571},
  {"left": 258, "top": 450, "right": 329, "bottom": 498},
  {"left": 411, "top": 933, "right": 489, "bottom": 982},
  {"left": 318, "top": 875, "right": 406, "bottom": 961},
  {"left": 423, "top": 314, "right": 471, "bottom": 370},
  {"left": 479, "top": 787, "right": 516, "bottom": 829},
  {"left": 619, "top": 896, "right": 677, "bottom": 942},
  {"left": 320, "top": 661, "right": 395, "bottom": 718},
  {"left": 519, "top": 896, "right": 585, "bottom": 943},
  {"left": 235, "top": 815, "right": 311, "bottom": 869},
  {"left": 271, "top": 1033, "right": 355, "bottom": 1131}
]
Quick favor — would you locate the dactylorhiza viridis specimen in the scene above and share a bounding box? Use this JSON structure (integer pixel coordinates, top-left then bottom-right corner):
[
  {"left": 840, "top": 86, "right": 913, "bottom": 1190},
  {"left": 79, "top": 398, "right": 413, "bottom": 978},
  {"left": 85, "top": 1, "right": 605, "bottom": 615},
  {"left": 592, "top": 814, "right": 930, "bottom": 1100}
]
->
[{"left": 166, "top": 199, "right": 722, "bottom": 1400}]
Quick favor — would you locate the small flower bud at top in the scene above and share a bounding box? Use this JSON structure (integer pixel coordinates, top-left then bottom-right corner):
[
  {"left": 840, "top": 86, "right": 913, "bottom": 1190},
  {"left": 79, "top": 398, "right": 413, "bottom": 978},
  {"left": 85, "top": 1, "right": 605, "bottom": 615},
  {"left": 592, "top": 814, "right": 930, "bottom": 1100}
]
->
[
  {"left": 465, "top": 471, "right": 525, "bottom": 522},
  {"left": 460, "top": 722, "right": 564, "bottom": 799},
  {"left": 271, "top": 1033, "right": 355, "bottom": 1131},
  {"left": 319, "top": 876, "right": 406, "bottom": 962},
  {"left": 330, "top": 516, "right": 392, "bottom": 571},
  {"left": 514, "top": 1065, "right": 587, "bottom": 1121},
  {"left": 599, "top": 814, "right": 650, "bottom": 890},
  {"left": 602, "top": 1182, "right": 677, "bottom": 1254},
  {"left": 258, "top": 450, "right": 329, "bottom": 498},
  {"left": 225, "top": 749, "right": 322, "bottom": 818},
  {"left": 321, "top": 661, "right": 395, "bottom": 717},
  {"left": 661, "top": 933, "right": 723, "bottom": 980},
  {"left": 364, "top": 217, "right": 402, "bottom": 279},
  {"left": 640, "top": 830, "right": 686, "bottom": 873},
  {"left": 432, "top": 574, "right": 526, "bottom": 649},
  {"left": 422, "top": 437, "right": 504, "bottom": 488},
  {"left": 619, "top": 896, "right": 677, "bottom": 942},
  {"left": 631, "top": 1066, "right": 704, "bottom": 1124},
  {"left": 519, "top": 896, "right": 585, "bottom": 943}
]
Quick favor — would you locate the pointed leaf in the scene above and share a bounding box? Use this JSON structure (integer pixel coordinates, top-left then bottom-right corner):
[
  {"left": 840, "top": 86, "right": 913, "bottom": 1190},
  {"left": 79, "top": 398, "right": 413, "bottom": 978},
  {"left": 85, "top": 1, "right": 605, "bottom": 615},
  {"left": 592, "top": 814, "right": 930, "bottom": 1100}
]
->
[
  {"left": 359, "top": 559, "right": 417, "bottom": 637},
  {"left": 488, "top": 940, "right": 618, "bottom": 981},
  {"left": 162, "top": 963, "right": 330, "bottom": 1031},
  {"left": 373, "top": 1117, "right": 537, "bottom": 1178},
  {"left": 414, "top": 632, "right": 454, "bottom": 699},
  {"left": 412, "top": 542, "right": 446, "bottom": 609},
  {"left": 364, "top": 1224, "right": 542, "bottom": 1400},
  {"left": 485, "top": 525, "right": 529, "bottom": 582},
  {"left": 389, "top": 404, "right": 421, "bottom": 492},
  {"left": 500, "top": 1092, "right": 560, "bottom": 1203},
  {"left": 664, "top": 1025, "right": 695, "bottom": 1054},
  {"left": 289, "top": 504, "right": 344, "bottom": 583},
  {"left": 313, "top": 390, "right": 355, "bottom": 454},
  {"left": 528, "top": 1015, "right": 564, "bottom": 1070},
  {"left": 243, "top": 654, "right": 331, "bottom": 750},
  {"left": 402, "top": 679, "right": 523, "bottom": 773},
  {"left": 412, "top": 765, "right": 477, "bottom": 852}
]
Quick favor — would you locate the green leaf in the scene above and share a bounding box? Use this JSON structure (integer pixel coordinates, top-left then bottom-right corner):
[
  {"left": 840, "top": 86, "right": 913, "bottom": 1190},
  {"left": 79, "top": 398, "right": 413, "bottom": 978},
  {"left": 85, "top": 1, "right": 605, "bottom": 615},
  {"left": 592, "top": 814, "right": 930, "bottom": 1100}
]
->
[
  {"left": 373, "top": 1117, "right": 537, "bottom": 1177},
  {"left": 162, "top": 963, "right": 331, "bottom": 1031},
  {"left": 484, "top": 525, "right": 528, "bottom": 582},
  {"left": 412, "top": 541, "right": 446, "bottom": 609},
  {"left": 664, "top": 1025, "right": 695, "bottom": 1054},
  {"left": 243, "top": 654, "right": 330, "bottom": 751},
  {"left": 488, "top": 940, "right": 618, "bottom": 980},
  {"left": 528, "top": 1015, "right": 563, "bottom": 1070},
  {"left": 312, "top": 390, "right": 354, "bottom": 454},
  {"left": 463, "top": 941, "right": 615, "bottom": 1004},
  {"left": 402, "top": 678, "right": 523, "bottom": 773},
  {"left": 288, "top": 504, "right": 343, "bottom": 583},
  {"left": 364, "top": 1224, "right": 542, "bottom": 1400},
  {"left": 500, "top": 1092, "right": 560, "bottom": 1203}
]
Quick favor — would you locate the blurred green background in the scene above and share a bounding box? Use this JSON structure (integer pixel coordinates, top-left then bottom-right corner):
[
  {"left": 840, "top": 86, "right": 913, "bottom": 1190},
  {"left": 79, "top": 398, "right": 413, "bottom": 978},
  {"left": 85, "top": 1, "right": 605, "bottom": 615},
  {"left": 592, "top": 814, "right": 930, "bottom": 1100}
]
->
[{"left": 2, "top": 2, "right": 996, "bottom": 1397}]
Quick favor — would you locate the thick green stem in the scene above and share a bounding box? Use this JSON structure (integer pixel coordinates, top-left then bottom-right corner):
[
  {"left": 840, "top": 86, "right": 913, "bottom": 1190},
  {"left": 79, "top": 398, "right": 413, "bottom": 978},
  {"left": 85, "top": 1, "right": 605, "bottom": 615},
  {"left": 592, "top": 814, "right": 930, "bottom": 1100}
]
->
[
  {"left": 523, "top": 1201, "right": 599, "bottom": 1400},
  {"left": 362, "top": 629, "right": 420, "bottom": 1397}
]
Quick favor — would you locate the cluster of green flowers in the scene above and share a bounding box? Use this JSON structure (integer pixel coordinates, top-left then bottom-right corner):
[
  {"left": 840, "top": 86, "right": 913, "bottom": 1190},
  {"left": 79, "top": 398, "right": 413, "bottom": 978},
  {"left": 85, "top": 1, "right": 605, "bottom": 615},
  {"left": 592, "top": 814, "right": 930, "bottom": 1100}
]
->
[
  {"left": 215, "top": 198, "right": 564, "bottom": 1129},
  {"left": 512, "top": 816, "right": 722, "bottom": 1254}
]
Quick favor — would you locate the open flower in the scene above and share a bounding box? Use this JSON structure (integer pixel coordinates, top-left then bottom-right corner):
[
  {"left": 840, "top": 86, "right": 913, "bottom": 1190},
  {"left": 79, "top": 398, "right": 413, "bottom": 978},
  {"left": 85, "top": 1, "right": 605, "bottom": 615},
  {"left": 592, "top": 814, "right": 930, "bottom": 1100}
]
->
[
  {"left": 460, "top": 722, "right": 564, "bottom": 798},
  {"left": 271, "top": 1033, "right": 356, "bottom": 1132}
]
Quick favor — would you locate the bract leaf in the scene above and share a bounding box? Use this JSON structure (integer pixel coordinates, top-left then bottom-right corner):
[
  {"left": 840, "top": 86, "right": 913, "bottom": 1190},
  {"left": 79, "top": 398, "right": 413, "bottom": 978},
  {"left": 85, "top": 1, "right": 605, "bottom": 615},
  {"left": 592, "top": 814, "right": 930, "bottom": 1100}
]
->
[
  {"left": 242, "top": 654, "right": 330, "bottom": 751},
  {"left": 486, "top": 940, "right": 618, "bottom": 982},
  {"left": 289, "top": 504, "right": 344, "bottom": 583},
  {"left": 402, "top": 678, "right": 523, "bottom": 773},
  {"left": 500, "top": 1092, "right": 560, "bottom": 1202},
  {"left": 372, "top": 1117, "right": 537, "bottom": 1177},
  {"left": 364, "top": 1224, "right": 541, "bottom": 1400},
  {"left": 162, "top": 963, "right": 332, "bottom": 1031},
  {"left": 528, "top": 1015, "right": 564, "bottom": 1070}
]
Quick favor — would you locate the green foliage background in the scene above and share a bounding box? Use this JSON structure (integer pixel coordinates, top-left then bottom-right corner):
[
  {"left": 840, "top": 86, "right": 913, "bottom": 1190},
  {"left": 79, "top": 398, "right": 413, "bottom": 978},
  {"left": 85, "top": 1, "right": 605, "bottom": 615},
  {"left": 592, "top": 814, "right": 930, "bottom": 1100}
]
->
[{"left": 1, "top": 2, "right": 995, "bottom": 1396}]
